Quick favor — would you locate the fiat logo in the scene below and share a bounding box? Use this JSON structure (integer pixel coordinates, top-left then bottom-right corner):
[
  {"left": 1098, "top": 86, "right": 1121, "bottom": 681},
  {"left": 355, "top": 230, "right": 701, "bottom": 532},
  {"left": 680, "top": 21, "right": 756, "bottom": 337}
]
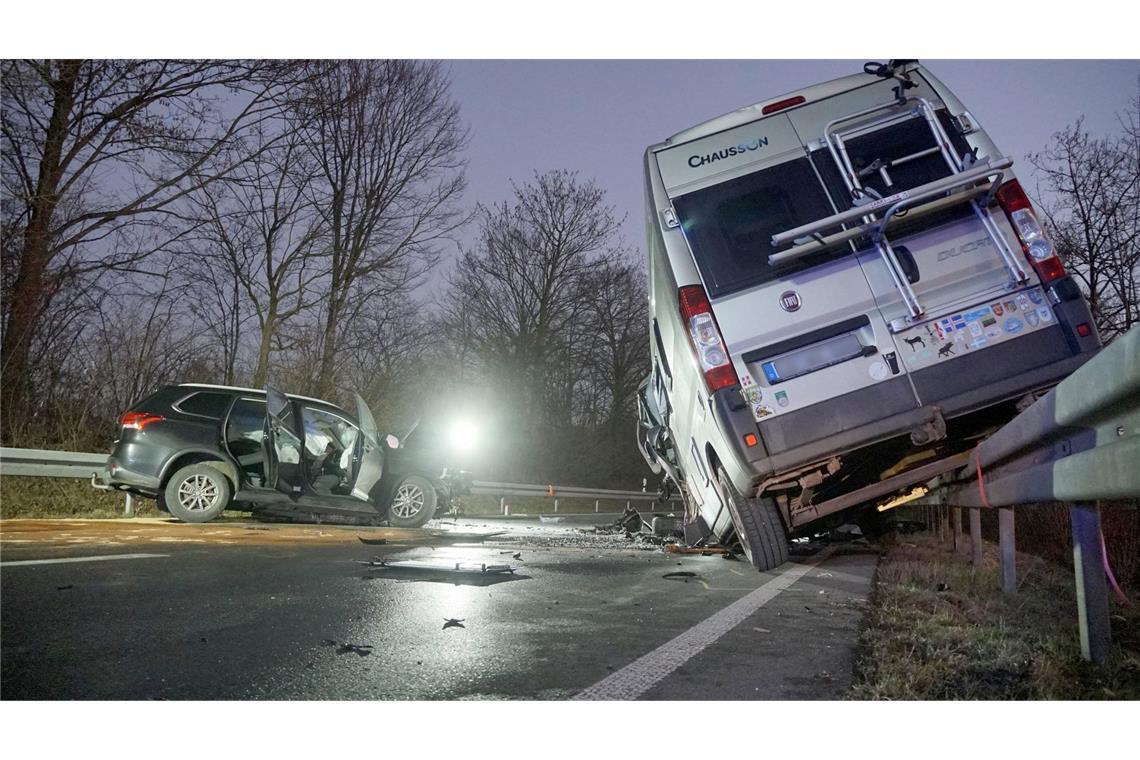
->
[{"left": 779, "top": 291, "right": 802, "bottom": 312}]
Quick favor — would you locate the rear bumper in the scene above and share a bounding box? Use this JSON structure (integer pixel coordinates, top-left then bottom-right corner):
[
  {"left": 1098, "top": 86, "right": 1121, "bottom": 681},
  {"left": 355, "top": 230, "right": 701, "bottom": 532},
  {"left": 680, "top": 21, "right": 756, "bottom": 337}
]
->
[
  {"left": 719, "top": 327, "right": 1098, "bottom": 484},
  {"left": 99, "top": 456, "right": 161, "bottom": 496}
]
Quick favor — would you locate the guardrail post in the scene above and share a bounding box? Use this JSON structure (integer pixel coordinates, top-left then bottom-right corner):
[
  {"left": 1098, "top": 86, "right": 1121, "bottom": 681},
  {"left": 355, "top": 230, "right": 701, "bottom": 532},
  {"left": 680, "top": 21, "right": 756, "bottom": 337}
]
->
[
  {"left": 1070, "top": 503, "right": 1112, "bottom": 665},
  {"left": 500, "top": 497, "right": 505, "bottom": 515},
  {"left": 999, "top": 508, "right": 1016, "bottom": 593},
  {"left": 952, "top": 507, "right": 964, "bottom": 554},
  {"left": 124, "top": 493, "right": 134, "bottom": 517},
  {"left": 554, "top": 499, "right": 558, "bottom": 513},
  {"left": 970, "top": 508, "right": 983, "bottom": 567},
  {"left": 595, "top": 500, "right": 599, "bottom": 513}
]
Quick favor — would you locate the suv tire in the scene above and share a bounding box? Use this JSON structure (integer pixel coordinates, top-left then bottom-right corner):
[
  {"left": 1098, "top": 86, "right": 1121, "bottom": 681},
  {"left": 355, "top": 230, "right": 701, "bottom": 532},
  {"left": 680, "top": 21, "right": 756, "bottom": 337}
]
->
[
  {"left": 387, "top": 475, "right": 438, "bottom": 529},
  {"left": 163, "top": 463, "right": 232, "bottom": 523},
  {"left": 716, "top": 468, "right": 789, "bottom": 571}
]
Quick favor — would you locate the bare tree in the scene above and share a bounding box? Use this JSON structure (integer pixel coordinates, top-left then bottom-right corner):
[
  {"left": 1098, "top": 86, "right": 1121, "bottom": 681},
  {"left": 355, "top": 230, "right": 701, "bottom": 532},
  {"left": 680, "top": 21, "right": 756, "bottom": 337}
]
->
[
  {"left": 184, "top": 124, "right": 327, "bottom": 386},
  {"left": 580, "top": 261, "right": 650, "bottom": 437},
  {"left": 1, "top": 59, "right": 302, "bottom": 428},
  {"left": 447, "top": 170, "right": 625, "bottom": 412},
  {"left": 294, "top": 60, "right": 468, "bottom": 398},
  {"left": 444, "top": 170, "right": 627, "bottom": 480},
  {"left": 1029, "top": 92, "right": 1140, "bottom": 341}
]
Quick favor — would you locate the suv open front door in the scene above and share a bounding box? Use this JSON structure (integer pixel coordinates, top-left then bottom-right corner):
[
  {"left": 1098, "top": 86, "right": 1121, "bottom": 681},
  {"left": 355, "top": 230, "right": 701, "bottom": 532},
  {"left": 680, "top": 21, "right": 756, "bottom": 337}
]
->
[
  {"left": 351, "top": 393, "right": 384, "bottom": 502},
  {"left": 265, "top": 385, "right": 303, "bottom": 498}
]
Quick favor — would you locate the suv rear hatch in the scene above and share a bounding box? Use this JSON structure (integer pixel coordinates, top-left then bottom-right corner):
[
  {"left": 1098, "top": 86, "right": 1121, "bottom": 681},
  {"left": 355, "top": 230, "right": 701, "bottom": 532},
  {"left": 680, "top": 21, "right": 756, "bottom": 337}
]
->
[{"left": 659, "top": 69, "right": 1065, "bottom": 455}]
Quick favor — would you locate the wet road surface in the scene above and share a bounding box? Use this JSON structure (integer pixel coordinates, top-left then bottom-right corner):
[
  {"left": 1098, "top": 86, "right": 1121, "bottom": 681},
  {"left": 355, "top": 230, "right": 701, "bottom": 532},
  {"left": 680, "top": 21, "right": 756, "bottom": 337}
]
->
[{"left": 1, "top": 518, "right": 876, "bottom": 699}]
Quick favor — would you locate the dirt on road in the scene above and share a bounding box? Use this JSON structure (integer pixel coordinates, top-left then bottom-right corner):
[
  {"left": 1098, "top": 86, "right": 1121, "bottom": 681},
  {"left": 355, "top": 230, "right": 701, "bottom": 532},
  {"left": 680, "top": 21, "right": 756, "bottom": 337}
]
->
[{"left": 0, "top": 517, "right": 501, "bottom": 555}]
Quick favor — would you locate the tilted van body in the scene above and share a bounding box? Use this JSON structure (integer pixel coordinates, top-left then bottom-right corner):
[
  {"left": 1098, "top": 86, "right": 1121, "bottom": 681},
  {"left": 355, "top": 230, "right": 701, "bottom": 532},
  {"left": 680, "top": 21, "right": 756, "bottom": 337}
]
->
[{"left": 637, "top": 61, "right": 1100, "bottom": 570}]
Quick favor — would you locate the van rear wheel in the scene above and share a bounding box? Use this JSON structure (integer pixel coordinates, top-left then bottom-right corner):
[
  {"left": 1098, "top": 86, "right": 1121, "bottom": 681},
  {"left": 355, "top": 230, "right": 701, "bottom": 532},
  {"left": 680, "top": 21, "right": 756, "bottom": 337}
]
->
[
  {"left": 716, "top": 468, "right": 789, "bottom": 572},
  {"left": 163, "top": 463, "right": 232, "bottom": 523}
]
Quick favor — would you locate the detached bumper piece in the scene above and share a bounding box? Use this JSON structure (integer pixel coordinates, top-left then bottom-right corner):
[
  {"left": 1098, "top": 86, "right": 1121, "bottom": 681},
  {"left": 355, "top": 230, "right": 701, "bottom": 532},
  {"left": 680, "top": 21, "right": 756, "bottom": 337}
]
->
[{"left": 356, "top": 559, "right": 517, "bottom": 574}]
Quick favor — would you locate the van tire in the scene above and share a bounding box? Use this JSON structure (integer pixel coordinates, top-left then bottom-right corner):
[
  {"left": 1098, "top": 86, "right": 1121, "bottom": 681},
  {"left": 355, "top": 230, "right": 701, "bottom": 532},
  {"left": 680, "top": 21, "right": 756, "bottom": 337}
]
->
[
  {"left": 163, "top": 463, "right": 232, "bottom": 523},
  {"left": 717, "top": 468, "right": 788, "bottom": 572}
]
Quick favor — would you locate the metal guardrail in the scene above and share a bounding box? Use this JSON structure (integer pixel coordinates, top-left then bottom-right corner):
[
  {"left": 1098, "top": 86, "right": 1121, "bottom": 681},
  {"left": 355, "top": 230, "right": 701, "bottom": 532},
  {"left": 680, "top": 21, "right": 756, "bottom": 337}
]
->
[
  {"left": 0, "top": 447, "right": 664, "bottom": 516},
  {"left": 908, "top": 326, "right": 1139, "bottom": 664},
  {"left": 0, "top": 448, "right": 108, "bottom": 478}
]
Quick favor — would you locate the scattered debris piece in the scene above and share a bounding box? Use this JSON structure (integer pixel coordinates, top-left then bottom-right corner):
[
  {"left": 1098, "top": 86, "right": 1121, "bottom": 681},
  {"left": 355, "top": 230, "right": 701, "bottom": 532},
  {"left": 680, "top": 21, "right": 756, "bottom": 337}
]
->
[
  {"left": 336, "top": 643, "right": 374, "bottom": 657},
  {"left": 663, "top": 571, "right": 697, "bottom": 579},
  {"left": 443, "top": 618, "right": 466, "bottom": 630},
  {"left": 358, "top": 536, "right": 388, "bottom": 545},
  {"left": 936, "top": 582, "right": 950, "bottom": 592},
  {"left": 357, "top": 558, "right": 516, "bottom": 574},
  {"left": 320, "top": 639, "right": 338, "bottom": 647},
  {"left": 753, "top": 627, "right": 771, "bottom": 633},
  {"left": 539, "top": 516, "right": 564, "bottom": 524},
  {"left": 616, "top": 505, "right": 643, "bottom": 533},
  {"left": 512, "top": 552, "right": 522, "bottom": 561},
  {"left": 56, "top": 584, "right": 74, "bottom": 591},
  {"left": 665, "top": 544, "right": 732, "bottom": 556}
]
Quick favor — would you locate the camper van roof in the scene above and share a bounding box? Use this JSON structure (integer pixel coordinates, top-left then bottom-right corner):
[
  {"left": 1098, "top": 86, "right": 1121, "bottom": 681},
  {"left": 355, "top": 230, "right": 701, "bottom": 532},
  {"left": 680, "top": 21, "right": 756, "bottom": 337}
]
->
[{"left": 661, "top": 66, "right": 920, "bottom": 149}]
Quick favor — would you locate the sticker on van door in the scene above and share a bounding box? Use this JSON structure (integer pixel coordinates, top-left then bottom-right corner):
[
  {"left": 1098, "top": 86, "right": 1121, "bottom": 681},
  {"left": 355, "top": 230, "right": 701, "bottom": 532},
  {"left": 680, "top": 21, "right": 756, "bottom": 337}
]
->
[{"left": 894, "top": 287, "right": 1055, "bottom": 372}]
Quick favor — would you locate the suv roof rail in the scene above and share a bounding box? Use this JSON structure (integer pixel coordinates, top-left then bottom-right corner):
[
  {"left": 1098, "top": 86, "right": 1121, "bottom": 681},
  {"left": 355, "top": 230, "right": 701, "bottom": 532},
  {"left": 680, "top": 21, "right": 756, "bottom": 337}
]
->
[{"left": 176, "top": 383, "right": 333, "bottom": 407}]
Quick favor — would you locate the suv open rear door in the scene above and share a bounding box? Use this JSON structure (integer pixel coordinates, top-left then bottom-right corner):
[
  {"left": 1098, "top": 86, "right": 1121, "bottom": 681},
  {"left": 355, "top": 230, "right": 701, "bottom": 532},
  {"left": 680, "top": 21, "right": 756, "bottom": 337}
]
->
[{"left": 264, "top": 385, "right": 303, "bottom": 498}]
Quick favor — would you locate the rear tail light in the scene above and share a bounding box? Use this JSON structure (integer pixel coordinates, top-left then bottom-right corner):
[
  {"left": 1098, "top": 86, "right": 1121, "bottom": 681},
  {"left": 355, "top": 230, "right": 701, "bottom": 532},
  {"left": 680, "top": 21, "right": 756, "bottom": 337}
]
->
[
  {"left": 120, "top": 411, "right": 164, "bottom": 430},
  {"left": 678, "top": 285, "right": 737, "bottom": 392},
  {"left": 1076, "top": 323, "right": 1092, "bottom": 338},
  {"left": 995, "top": 180, "right": 1065, "bottom": 282}
]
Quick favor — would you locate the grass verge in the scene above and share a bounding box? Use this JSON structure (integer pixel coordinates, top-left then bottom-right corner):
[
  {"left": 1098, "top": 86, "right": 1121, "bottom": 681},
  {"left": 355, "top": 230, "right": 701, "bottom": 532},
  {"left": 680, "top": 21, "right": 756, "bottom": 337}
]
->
[
  {"left": 1, "top": 476, "right": 162, "bottom": 519},
  {"left": 850, "top": 534, "right": 1140, "bottom": 699}
]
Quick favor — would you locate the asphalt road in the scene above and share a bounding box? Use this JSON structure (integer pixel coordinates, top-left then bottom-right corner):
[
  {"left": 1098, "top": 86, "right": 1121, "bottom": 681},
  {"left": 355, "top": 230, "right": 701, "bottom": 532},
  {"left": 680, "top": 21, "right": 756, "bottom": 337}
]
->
[{"left": 0, "top": 518, "right": 877, "bottom": 700}]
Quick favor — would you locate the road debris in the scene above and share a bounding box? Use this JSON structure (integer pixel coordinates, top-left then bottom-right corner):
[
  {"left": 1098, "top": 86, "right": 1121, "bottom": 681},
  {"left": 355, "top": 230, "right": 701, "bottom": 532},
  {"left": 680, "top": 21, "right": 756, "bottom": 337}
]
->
[
  {"left": 358, "top": 536, "right": 388, "bottom": 545},
  {"left": 357, "top": 558, "right": 517, "bottom": 574},
  {"left": 56, "top": 584, "right": 74, "bottom": 591},
  {"left": 665, "top": 544, "right": 733, "bottom": 557},
  {"left": 443, "top": 618, "right": 466, "bottom": 630},
  {"left": 663, "top": 571, "right": 697, "bottom": 580},
  {"left": 336, "top": 643, "right": 374, "bottom": 657}
]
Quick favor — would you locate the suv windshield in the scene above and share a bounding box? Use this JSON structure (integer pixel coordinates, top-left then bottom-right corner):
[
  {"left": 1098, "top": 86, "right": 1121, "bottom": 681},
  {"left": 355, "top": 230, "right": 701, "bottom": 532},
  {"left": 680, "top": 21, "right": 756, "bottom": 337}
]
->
[{"left": 672, "top": 157, "right": 842, "bottom": 298}]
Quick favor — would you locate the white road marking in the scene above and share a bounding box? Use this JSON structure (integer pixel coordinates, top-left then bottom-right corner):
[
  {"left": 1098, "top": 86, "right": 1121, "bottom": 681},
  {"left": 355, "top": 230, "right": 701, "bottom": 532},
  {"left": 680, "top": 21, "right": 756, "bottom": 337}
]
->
[
  {"left": 1, "top": 553, "right": 169, "bottom": 567},
  {"left": 572, "top": 548, "right": 835, "bottom": 700}
]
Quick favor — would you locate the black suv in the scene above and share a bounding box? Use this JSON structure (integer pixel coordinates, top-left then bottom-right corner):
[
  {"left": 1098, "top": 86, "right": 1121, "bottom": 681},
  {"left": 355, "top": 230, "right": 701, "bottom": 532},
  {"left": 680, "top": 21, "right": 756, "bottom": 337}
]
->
[{"left": 93, "top": 383, "right": 468, "bottom": 526}]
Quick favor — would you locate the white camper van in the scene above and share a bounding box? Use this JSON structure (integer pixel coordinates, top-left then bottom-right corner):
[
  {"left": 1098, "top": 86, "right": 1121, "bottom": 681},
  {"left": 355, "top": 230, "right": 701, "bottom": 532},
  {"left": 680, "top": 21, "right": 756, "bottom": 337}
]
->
[{"left": 637, "top": 61, "right": 1101, "bottom": 571}]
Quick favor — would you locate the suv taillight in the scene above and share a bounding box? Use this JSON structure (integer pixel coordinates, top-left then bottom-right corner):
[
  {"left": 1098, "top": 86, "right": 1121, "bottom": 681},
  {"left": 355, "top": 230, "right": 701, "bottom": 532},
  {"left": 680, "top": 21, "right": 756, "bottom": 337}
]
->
[
  {"left": 678, "top": 285, "right": 737, "bottom": 392},
  {"left": 995, "top": 179, "right": 1065, "bottom": 282},
  {"left": 120, "top": 411, "right": 164, "bottom": 430}
]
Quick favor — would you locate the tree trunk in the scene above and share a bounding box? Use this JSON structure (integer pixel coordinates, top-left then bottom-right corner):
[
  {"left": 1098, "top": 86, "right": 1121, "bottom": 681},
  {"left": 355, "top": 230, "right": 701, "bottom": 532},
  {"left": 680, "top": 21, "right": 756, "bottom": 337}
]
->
[
  {"left": 1, "top": 61, "right": 81, "bottom": 430},
  {"left": 315, "top": 306, "right": 339, "bottom": 398}
]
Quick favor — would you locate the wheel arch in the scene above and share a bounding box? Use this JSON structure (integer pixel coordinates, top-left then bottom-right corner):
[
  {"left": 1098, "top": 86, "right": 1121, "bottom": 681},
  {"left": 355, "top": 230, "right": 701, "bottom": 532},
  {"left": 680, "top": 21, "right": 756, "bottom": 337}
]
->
[{"left": 159, "top": 450, "right": 240, "bottom": 491}]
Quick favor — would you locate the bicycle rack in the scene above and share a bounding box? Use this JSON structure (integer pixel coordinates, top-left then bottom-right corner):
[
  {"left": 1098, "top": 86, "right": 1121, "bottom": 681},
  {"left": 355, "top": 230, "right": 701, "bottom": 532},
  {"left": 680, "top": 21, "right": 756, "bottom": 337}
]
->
[{"left": 818, "top": 95, "right": 1029, "bottom": 324}]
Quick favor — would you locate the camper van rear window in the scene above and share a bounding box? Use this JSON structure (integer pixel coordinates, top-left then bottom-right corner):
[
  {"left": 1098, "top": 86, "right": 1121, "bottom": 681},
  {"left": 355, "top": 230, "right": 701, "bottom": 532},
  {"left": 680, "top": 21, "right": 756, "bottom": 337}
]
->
[{"left": 673, "top": 157, "right": 843, "bottom": 298}]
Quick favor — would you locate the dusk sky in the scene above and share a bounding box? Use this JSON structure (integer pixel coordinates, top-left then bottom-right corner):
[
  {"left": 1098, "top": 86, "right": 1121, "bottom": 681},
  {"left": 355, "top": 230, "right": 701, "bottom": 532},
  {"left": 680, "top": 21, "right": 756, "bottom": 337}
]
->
[{"left": 446, "top": 59, "right": 1139, "bottom": 261}]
